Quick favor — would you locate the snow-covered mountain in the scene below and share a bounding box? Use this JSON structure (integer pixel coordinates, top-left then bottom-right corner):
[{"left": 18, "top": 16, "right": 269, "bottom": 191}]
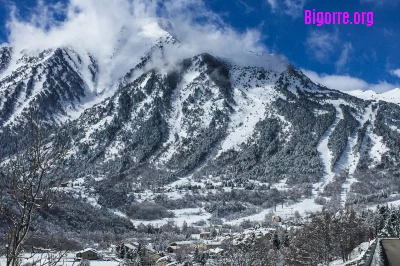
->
[
  {"left": 1, "top": 21, "right": 400, "bottom": 227},
  {"left": 0, "top": 21, "right": 181, "bottom": 128},
  {"left": 345, "top": 88, "right": 400, "bottom": 105}
]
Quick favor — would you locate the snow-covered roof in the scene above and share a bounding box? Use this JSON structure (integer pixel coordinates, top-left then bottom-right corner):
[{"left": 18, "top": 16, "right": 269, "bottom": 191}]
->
[
  {"left": 171, "top": 241, "right": 193, "bottom": 246},
  {"left": 209, "top": 247, "right": 224, "bottom": 254},
  {"left": 124, "top": 243, "right": 137, "bottom": 250},
  {"left": 76, "top": 248, "right": 99, "bottom": 254},
  {"left": 146, "top": 243, "right": 156, "bottom": 253},
  {"left": 203, "top": 241, "right": 222, "bottom": 245},
  {"left": 156, "top": 256, "right": 171, "bottom": 263}
]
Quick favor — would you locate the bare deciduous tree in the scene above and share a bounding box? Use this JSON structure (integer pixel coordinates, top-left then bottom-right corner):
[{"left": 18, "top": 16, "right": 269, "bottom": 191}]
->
[{"left": 0, "top": 109, "right": 67, "bottom": 266}]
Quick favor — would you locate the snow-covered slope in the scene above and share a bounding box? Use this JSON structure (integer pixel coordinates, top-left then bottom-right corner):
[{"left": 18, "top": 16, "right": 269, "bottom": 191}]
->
[
  {"left": 346, "top": 88, "right": 400, "bottom": 105},
  {"left": 0, "top": 21, "right": 182, "bottom": 130},
  {"left": 1, "top": 20, "right": 400, "bottom": 227}
]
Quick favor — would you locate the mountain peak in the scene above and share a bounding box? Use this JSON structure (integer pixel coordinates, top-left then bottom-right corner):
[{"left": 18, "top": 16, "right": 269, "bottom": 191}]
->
[{"left": 346, "top": 88, "right": 400, "bottom": 104}]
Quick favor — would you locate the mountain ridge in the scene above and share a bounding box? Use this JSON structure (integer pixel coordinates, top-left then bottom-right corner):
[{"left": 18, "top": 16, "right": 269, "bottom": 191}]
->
[
  {"left": 346, "top": 88, "right": 400, "bottom": 105},
  {"left": 0, "top": 22, "right": 399, "bottom": 228}
]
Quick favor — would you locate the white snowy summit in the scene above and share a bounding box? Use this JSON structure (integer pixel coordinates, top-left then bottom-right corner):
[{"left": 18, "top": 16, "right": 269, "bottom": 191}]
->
[{"left": 346, "top": 88, "right": 400, "bottom": 105}]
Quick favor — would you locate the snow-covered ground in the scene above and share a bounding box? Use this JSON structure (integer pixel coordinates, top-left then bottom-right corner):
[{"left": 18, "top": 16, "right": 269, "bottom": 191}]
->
[
  {"left": 217, "top": 84, "right": 279, "bottom": 155},
  {"left": 368, "top": 105, "right": 390, "bottom": 168},
  {"left": 216, "top": 66, "right": 285, "bottom": 156},
  {"left": 57, "top": 178, "right": 101, "bottom": 208},
  {"left": 0, "top": 253, "right": 119, "bottom": 266},
  {"left": 159, "top": 69, "right": 201, "bottom": 162},
  {"left": 386, "top": 199, "right": 400, "bottom": 206},
  {"left": 314, "top": 103, "right": 343, "bottom": 194},
  {"left": 328, "top": 241, "right": 373, "bottom": 266},
  {"left": 2, "top": 73, "right": 45, "bottom": 127},
  {"left": 131, "top": 207, "right": 212, "bottom": 227},
  {"left": 338, "top": 104, "right": 373, "bottom": 206},
  {"left": 225, "top": 197, "right": 322, "bottom": 225},
  {"left": 346, "top": 88, "right": 400, "bottom": 105},
  {"left": 366, "top": 198, "right": 400, "bottom": 210}
]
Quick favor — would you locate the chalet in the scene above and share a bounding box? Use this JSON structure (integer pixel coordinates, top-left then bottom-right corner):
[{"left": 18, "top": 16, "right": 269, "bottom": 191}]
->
[
  {"left": 60, "top": 182, "right": 69, "bottom": 188},
  {"left": 118, "top": 242, "right": 163, "bottom": 264},
  {"left": 167, "top": 245, "right": 181, "bottom": 253},
  {"left": 208, "top": 247, "right": 225, "bottom": 258},
  {"left": 209, "top": 247, "right": 224, "bottom": 254},
  {"left": 156, "top": 256, "right": 173, "bottom": 266},
  {"left": 76, "top": 248, "right": 100, "bottom": 260},
  {"left": 199, "top": 241, "right": 222, "bottom": 250},
  {"left": 256, "top": 232, "right": 263, "bottom": 238},
  {"left": 152, "top": 252, "right": 163, "bottom": 264},
  {"left": 166, "top": 241, "right": 194, "bottom": 253},
  {"left": 123, "top": 243, "right": 138, "bottom": 253},
  {"left": 200, "top": 232, "right": 212, "bottom": 239},
  {"left": 169, "top": 241, "right": 193, "bottom": 248}
]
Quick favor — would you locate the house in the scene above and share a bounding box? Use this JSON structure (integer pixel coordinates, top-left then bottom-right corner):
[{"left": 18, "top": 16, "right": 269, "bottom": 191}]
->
[
  {"left": 199, "top": 241, "right": 222, "bottom": 250},
  {"left": 152, "top": 252, "right": 163, "bottom": 263},
  {"left": 156, "top": 256, "right": 173, "bottom": 266},
  {"left": 166, "top": 241, "right": 195, "bottom": 253},
  {"left": 209, "top": 247, "right": 224, "bottom": 254},
  {"left": 208, "top": 247, "right": 225, "bottom": 258},
  {"left": 166, "top": 245, "right": 180, "bottom": 253},
  {"left": 123, "top": 243, "right": 138, "bottom": 253},
  {"left": 60, "top": 182, "right": 69, "bottom": 188},
  {"left": 116, "top": 243, "right": 139, "bottom": 259},
  {"left": 169, "top": 241, "right": 193, "bottom": 248},
  {"left": 76, "top": 248, "right": 100, "bottom": 260},
  {"left": 200, "top": 232, "right": 212, "bottom": 239}
]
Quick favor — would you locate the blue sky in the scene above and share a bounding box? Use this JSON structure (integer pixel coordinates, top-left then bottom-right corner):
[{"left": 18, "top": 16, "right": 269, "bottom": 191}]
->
[
  {"left": 206, "top": 0, "right": 400, "bottom": 92},
  {"left": 0, "top": 0, "right": 399, "bottom": 92}
]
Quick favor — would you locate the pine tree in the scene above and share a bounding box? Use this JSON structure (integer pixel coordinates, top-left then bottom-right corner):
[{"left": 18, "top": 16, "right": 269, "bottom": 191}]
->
[
  {"left": 182, "top": 220, "right": 188, "bottom": 234},
  {"left": 193, "top": 247, "right": 200, "bottom": 262},
  {"left": 120, "top": 245, "right": 126, "bottom": 259},
  {"left": 116, "top": 244, "right": 121, "bottom": 257},
  {"left": 126, "top": 248, "right": 134, "bottom": 260},
  {"left": 392, "top": 206, "right": 400, "bottom": 237},
  {"left": 272, "top": 233, "right": 280, "bottom": 249},
  {"left": 212, "top": 228, "right": 218, "bottom": 238}
]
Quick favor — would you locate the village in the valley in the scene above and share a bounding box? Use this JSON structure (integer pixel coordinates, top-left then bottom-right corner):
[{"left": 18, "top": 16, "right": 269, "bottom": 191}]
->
[{"left": 72, "top": 225, "right": 281, "bottom": 266}]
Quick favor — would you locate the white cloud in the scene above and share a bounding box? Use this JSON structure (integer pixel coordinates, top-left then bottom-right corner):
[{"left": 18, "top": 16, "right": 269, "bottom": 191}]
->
[
  {"left": 284, "top": 0, "right": 307, "bottom": 19},
  {"left": 236, "top": 0, "right": 255, "bottom": 13},
  {"left": 335, "top": 42, "right": 352, "bottom": 72},
  {"left": 301, "top": 69, "right": 398, "bottom": 93},
  {"left": 306, "top": 30, "right": 339, "bottom": 61},
  {"left": 3, "top": 0, "right": 287, "bottom": 92},
  {"left": 266, "top": 0, "right": 278, "bottom": 10},
  {"left": 360, "top": 0, "right": 398, "bottom": 5},
  {"left": 368, "top": 81, "right": 398, "bottom": 93},
  {"left": 265, "top": 0, "right": 306, "bottom": 18},
  {"left": 390, "top": 69, "right": 400, "bottom": 78}
]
